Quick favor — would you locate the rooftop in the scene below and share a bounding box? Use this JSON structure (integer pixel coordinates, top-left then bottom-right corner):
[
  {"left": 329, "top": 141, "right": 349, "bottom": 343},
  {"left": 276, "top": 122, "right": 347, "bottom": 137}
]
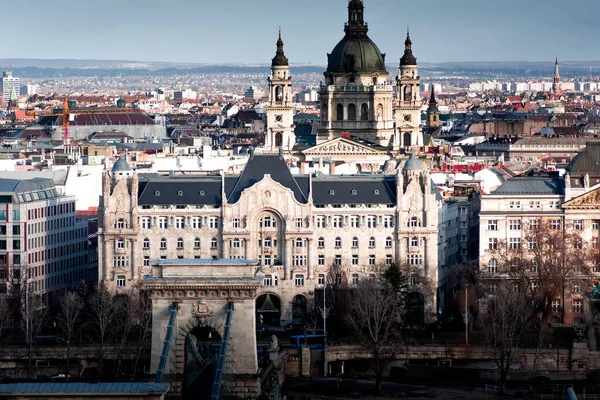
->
[{"left": 0, "top": 382, "right": 170, "bottom": 395}]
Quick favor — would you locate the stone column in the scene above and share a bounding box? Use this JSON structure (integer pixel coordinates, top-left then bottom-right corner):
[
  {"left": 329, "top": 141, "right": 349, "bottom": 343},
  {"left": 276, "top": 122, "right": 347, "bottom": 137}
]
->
[
  {"left": 130, "top": 239, "right": 136, "bottom": 280},
  {"left": 423, "top": 238, "right": 429, "bottom": 278},
  {"left": 285, "top": 238, "right": 292, "bottom": 280},
  {"left": 244, "top": 239, "right": 248, "bottom": 259},
  {"left": 223, "top": 239, "right": 230, "bottom": 259},
  {"left": 307, "top": 238, "right": 313, "bottom": 280}
]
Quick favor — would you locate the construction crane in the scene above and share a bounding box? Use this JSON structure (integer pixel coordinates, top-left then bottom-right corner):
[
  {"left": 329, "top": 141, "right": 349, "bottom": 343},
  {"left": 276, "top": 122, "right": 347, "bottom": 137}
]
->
[{"left": 26, "top": 97, "right": 140, "bottom": 142}]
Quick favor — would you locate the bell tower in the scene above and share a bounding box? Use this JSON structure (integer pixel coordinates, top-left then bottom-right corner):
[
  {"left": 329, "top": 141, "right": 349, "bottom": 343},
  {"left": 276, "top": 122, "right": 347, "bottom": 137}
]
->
[
  {"left": 265, "top": 29, "right": 295, "bottom": 151},
  {"left": 395, "top": 28, "right": 423, "bottom": 152},
  {"left": 426, "top": 85, "right": 440, "bottom": 129}
]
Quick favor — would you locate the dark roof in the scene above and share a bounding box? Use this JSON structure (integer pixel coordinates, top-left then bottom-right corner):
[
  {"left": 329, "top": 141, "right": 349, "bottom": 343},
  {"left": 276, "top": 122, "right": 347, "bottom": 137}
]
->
[
  {"left": 228, "top": 154, "right": 307, "bottom": 204},
  {"left": 112, "top": 156, "right": 132, "bottom": 172},
  {"left": 491, "top": 175, "right": 563, "bottom": 195},
  {"left": 272, "top": 30, "right": 289, "bottom": 67},
  {"left": 400, "top": 32, "right": 417, "bottom": 67},
  {"left": 567, "top": 142, "right": 600, "bottom": 175},
  {"left": 39, "top": 112, "right": 154, "bottom": 126},
  {"left": 312, "top": 175, "right": 396, "bottom": 205},
  {"left": 0, "top": 382, "right": 169, "bottom": 395},
  {"left": 138, "top": 175, "right": 223, "bottom": 206}
]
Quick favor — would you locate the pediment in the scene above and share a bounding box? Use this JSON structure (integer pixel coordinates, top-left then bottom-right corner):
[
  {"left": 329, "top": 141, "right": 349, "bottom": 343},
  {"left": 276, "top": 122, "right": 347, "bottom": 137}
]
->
[
  {"left": 303, "top": 137, "right": 384, "bottom": 155},
  {"left": 563, "top": 187, "right": 600, "bottom": 209}
]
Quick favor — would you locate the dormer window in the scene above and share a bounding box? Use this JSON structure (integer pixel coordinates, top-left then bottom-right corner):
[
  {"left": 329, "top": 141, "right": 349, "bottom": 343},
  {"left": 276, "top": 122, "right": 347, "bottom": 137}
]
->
[
  {"left": 199, "top": 191, "right": 205, "bottom": 196},
  {"left": 178, "top": 191, "right": 184, "bottom": 196},
  {"left": 351, "top": 190, "right": 357, "bottom": 195},
  {"left": 374, "top": 190, "right": 380, "bottom": 195},
  {"left": 155, "top": 191, "right": 160, "bottom": 196},
  {"left": 329, "top": 190, "right": 335, "bottom": 195}
]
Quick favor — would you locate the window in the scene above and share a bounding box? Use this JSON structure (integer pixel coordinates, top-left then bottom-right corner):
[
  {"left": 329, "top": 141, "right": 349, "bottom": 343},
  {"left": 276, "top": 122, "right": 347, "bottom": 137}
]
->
[
  {"left": 116, "top": 275, "right": 126, "bottom": 288},
  {"left": 384, "top": 216, "right": 394, "bottom": 228},
  {"left": 460, "top": 235, "right": 468, "bottom": 242},
  {"left": 573, "top": 299, "right": 583, "bottom": 313},
  {"left": 593, "top": 220, "right": 600, "bottom": 230},
  {"left": 335, "top": 237, "right": 342, "bottom": 248},
  {"left": 143, "top": 238, "right": 150, "bottom": 249},
  {"left": 352, "top": 254, "right": 359, "bottom": 265},
  {"left": 175, "top": 217, "right": 185, "bottom": 229},
  {"left": 509, "top": 220, "right": 521, "bottom": 230},
  {"left": 334, "top": 255, "right": 342, "bottom": 265},
  {"left": 293, "top": 255, "right": 306, "bottom": 266},
  {"left": 488, "top": 259, "right": 498, "bottom": 274},
  {"left": 160, "top": 238, "right": 167, "bottom": 249},
  {"left": 350, "top": 216, "right": 360, "bottom": 228},
  {"left": 194, "top": 238, "right": 201, "bottom": 249},
  {"left": 509, "top": 238, "right": 521, "bottom": 250},
  {"left": 336, "top": 103, "right": 343, "bottom": 121},
  {"left": 369, "top": 255, "right": 376, "bottom": 265},
  {"left": 294, "top": 238, "right": 303, "bottom": 248},
  {"left": 529, "top": 239, "right": 538, "bottom": 250},
  {"left": 460, "top": 207, "right": 468, "bottom": 215},
  {"left": 409, "top": 217, "right": 420, "bottom": 228},
  {"left": 318, "top": 274, "right": 325, "bottom": 285},
  {"left": 360, "top": 103, "right": 369, "bottom": 120},
  {"left": 385, "top": 254, "right": 393, "bottom": 265},
  {"left": 551, "top": 300, "right": 561, "bottom": 313},
  {"left": 211, "top": 238, "right": 218, "bottom": 249},
  {"left": 550, "top": 220, "right": 561, "bottom": 230},
  {"left": 141, "top": 218, "right": 151, "bottom": 229},
  {"left": 113, "top": 256, "right": 129, "bottom": 267},
  {"left": 116, "top": 239, "right": 125, "bottom": 249},
  {"left": 369, "top": 237, "right": 376, "bottom": 248},
  {"left": 509, "top": 201, "right": 521, "bottom": 209},
  {"left": 410, "top": 237, "right": 419, "bottom": 247},
  {"left": 232, "top": 218, "right": 240, "bottom": 228},
  {"left": 192, "top": 217, "right": 202, "bottom": 229},
  {"left": 116, "top": 218, "right": 126, "bottom": 229},
  {"left": 573, "top": 283, "right": 581, "bottom": 294},
  {"left": 367, "top": 216, "right": 377, "bottom": 228},
  {"left": 316, "top": 216, "right": 326, "bottom": 228},
  {"left": 12, "top": 240, "right": 20, "bottom": 250},
  {"left": 487, "top": 220, "right": 498, "bottom": 231},
  {"left": 529, "top": 201, "right": 541, "bottom": 209},
  {"left": 488, "top": 283, "right": 498, "bottom": 294},
  {"left": 158, "top": 218, "right": 168, "bottom": 229},
  {"left": 348, "top": 103, "right": 356, "bottom": 120},
  {"left": 407, "top": 254, "right": 423, "bottom": 265},
  {"left": 488, "top": 238, "right": 498, "bottom": 250},
  {"left": 573, "top": 220, "right": 584, "bottom": 230},
  {"left": 260, "top": 216, "right": 276, "bottom": 228},
  {"left": 352, "top": 274, "right": 359, "bottom": 285},
  {"left": 318, "top": 237, "right": 325, "bottom": 248},
  {"left": 295, "top": 218, "right": 303, "bottom": 228},
  {"left": 264, "top": 275, "right": 273, "bottom": 286},
  {"left": 177, "top": 238, "right": 184, "bottom": 249},
  {"left": 209, "top": 217, "right": 220, "bottom": 229},
  {"left": 294, "top": 274, "right": 305, "bottom": 286},
  {"left": 529, "top": 219, "right": 540, "bottom": 230},
  {"left": 352, "top": 237, "right": 359, "bottom": 248},
  {"left": 460, "top": 221, "right": 467, "bottom": 228},
  {"left": 333, "top": 216, "right": 343, "bottom": 228},
  {"left": 386, "top": 237, "right": 393, "bottom": 248},
  {"left": 318, "top": 255, "right": 325, "bottom": 265},
  {"left": 143, "top": 256, "right": 150, "bottom": 267}
]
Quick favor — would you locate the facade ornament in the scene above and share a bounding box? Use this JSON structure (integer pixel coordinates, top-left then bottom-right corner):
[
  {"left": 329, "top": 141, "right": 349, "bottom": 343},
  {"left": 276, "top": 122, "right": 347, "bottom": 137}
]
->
[
  {"left": 584, "top": 173, "right": 590, "bottom": 189},
  {"left": 565, "top": 173, "right": 571, "bottom": 188}
]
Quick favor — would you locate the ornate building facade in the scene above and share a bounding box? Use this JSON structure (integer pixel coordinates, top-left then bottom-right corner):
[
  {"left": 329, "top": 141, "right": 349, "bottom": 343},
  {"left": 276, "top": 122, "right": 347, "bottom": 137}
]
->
[
  {"left": 98, "top": 152, "right": 446, "bottom": 325},
  {"left": 396, "top": 30, "right": 423, "bottom": 151}
]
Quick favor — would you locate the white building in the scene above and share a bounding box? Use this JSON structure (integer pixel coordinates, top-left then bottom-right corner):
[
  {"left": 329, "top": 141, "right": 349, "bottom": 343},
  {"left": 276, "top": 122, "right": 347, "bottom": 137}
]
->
[{"left": 1, "top": 71, "right": 20, "bottom": 103}]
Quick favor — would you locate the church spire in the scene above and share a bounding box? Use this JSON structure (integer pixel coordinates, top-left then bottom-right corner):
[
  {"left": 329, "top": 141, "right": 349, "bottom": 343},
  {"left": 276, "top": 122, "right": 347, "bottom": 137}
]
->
[
  {"left": 271, "top": 28, "right": 289, "bottom": 67},
  {"left": 345, "top": 0, "right": 368, "bottom": 36},
  {"left": 553, "top": 57, "right": 561, "bottom": 95},
  {"left": 400, "top": 27, "right": 417, "bottom": 67},
  {"left": 429, "top": 84, "right": 437, "bottom": 106}
]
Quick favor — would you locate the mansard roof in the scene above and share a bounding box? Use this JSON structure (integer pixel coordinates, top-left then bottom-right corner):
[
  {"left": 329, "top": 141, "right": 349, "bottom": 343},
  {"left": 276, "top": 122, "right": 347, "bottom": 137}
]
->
[
  {"left": 138, "top": 175, "right": 224, "bottom": 206},
  {"left": 312, "top": 175, "right": 396, "bottom": 205},
  {"left": 491, "top": 174, "right": 563, "bottom": 196}
]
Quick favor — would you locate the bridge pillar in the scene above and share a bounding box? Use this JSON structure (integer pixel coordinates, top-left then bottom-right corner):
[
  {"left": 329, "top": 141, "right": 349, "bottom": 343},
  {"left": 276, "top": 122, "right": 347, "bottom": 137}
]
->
[{"left": 143, "top": 259, "right": 262, "bottom": 399}]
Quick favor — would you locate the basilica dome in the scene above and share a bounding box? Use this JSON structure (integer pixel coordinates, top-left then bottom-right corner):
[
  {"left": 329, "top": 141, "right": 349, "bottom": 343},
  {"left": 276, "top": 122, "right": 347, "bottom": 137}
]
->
[{"left": 326, "top": 36, "right": 387, "bottom": 75}]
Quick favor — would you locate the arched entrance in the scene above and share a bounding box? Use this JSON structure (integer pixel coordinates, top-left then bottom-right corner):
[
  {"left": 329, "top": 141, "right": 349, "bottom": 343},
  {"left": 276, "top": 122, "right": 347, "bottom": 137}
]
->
[
  {"left": 183, "top": 326, "right": 222, "bottom": 399},
  {"left": 403, "top": 132, "right": 412, "bottom": 147},
  {"left": 256, "top": 293, "right": 281, "bottom": 327},
  {"left": 292, "top": 295, "right": 307, "bottom": 327},
  {"left": 275, "top": 132, "right": 283, "bottom": 147},
  {"left": 405, "top": 292, "right": 425, "bottom": 326}
]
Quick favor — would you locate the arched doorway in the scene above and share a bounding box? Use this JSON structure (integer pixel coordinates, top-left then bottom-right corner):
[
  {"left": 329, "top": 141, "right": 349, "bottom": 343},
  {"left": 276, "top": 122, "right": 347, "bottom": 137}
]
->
[
  {"left": 183, "top": 326, "right": 223, "bottom": 399},
  {"left": 405, "top": 292, "right": 425, "bottom": 326},
  {"left": 256, "top": 293, "right": 281, "bottom": 327},
  {"left": 403, "top": 132, "right": 412, "bottom": 147},
  {"left": 275, "top": 133, "right": 283, "bottom": 147},
  {"left": 292, "top": 295, "right": 307, "bottom": 327}
]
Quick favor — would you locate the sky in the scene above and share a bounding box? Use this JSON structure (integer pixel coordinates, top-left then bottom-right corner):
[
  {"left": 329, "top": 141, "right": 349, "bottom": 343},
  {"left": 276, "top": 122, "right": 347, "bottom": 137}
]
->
[{"left": 3, "top": 0, "right": 599, "bottom": 64}]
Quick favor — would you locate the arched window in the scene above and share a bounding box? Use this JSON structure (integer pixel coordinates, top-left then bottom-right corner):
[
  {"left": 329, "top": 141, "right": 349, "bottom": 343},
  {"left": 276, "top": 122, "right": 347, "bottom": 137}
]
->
[
  {"left": 318, "top": 237, "right": 325, "bottom": 248},
  {"left": 376, "top": 103, "right": 384, "bottom": 120},
  {"left": 348, "top": 103, "right": 356, "bottom": 120},
  {"left": 143, "top": 238, "right": 150, "bottom": 249},
  {"left": 194, "top": 238, "right": 201, "bottom": 249},
  {"left": 211, "top": 238, "right": 218, "bottom": 249},
  {"left": 260, "top": 216, "right": 277, "bottom": 228},
  {"left": 369, "top": 237, "right": 376, "bottom": 248},
  {"left": 385, "top": 237, "right": 393, "bottom": 248},
  {"left": 488, "top": 259, "right": 499, "bottom": 274},
  {"left": 336, "top": 103, "right": 344, "bottom": 121},
  {"left": 160, "top": 238, "right": 167, "bottom": 249},
  {"left": 115, "top": 218, "right": 126, "bottom": 229},
  {"left": 335, "top": 237, "right": 342, "bottom": 248},
  {"left": 232, "top": 238, "right": 241, "bottom": 248},
  {"left": 116, "top": 239, "right": 125, "bottom": 249},
  {"left": 410, "top": 237, "right": 419, "bottom": 247},
  {"left": 352, "top": 237, "right": 359, "bottom": 248},
  {"left": 361, "top": 103, "right": 369, "bottom": 120},
  {"left": 275, "top": 132, "right": 283, "bottom": 147},
  {"left": 263, "top": 237, "right": 272, "bottom": 247},
  {"left": 295, "top": 238, "right": 303, "bottom": 248},
  {"left": 404, "top": 85, "right": 412, "bottom": 102},
  {"left": 177, "top": 238, "right": 184, "bottom": 249}
]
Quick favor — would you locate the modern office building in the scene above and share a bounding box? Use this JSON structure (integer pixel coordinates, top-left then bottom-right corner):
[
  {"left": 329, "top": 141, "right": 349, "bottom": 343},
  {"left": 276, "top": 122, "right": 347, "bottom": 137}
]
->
[{"left": 1, "top": 71, "right": 20, "bottom": 103}]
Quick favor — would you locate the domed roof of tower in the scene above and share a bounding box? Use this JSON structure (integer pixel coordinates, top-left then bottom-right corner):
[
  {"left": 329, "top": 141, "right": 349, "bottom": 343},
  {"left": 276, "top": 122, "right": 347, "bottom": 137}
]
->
[
  {"left": 400, "top": 29, "right": 417, "bottom": 67},
  {"left": 271, "top": 29, "right": 289, "bottom": 67},
  {"left": 112, "top": 155, "right": 132, "bottom": 172},
  {"left": 403, "top": 154, "right": 423, "bottom": 171},
  {"left": 326, "top": 0, "right": 387, "bottom": 76}
]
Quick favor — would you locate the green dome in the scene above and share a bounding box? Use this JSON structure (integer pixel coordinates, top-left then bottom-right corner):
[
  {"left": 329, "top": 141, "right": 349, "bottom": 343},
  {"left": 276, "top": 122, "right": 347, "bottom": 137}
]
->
[{"left": 326, "top": 35, "right": 387, "bottom": 75}]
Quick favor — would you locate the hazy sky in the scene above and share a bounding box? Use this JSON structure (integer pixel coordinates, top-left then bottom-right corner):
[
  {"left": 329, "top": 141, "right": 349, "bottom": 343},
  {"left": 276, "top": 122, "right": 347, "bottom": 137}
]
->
[{"left": 3, "top": 0, "right": 599, "bottom": 64}]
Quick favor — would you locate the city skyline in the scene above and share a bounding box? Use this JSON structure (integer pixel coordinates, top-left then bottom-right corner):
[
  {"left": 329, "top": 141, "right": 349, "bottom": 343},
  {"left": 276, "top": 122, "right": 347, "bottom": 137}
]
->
[{"left": 3, "top": 0, "right": 599, "bottom": 65}]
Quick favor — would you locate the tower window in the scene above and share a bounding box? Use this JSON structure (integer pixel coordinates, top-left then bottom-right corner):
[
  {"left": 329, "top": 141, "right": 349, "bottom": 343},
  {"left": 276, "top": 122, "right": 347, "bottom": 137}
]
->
[
  {"left": 361, "top": 103, "right": 369, "bottom": 120},
  {"left": 348, "top": 103, "right": 356, "bottom": 121},
  {"left": 336, "top": 104, "right": 344, "bottom": 121}
]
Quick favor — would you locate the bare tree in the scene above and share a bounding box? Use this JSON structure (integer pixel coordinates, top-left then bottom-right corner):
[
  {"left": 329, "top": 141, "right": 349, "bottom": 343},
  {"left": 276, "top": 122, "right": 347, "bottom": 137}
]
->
[
  {"left": 57, "top": 291, "right": 84, "bottom": 379},
  {"left": 21, "top": 286, "right": 48, "bottom": 380},
  {"left": 344, "top": 277, "right": 405, "bottom": 394},
  {"left": 87, "top": 284, "right": 115, "bottom": 377},
  {"left": 0, "top": 294, "right": 15, "bottom": 345},
  {"left": 130, "top": 289, "right": 152, "bottom": 380},
  {"left": 479, "top": 284, "right": 535, "bottom": 394}
]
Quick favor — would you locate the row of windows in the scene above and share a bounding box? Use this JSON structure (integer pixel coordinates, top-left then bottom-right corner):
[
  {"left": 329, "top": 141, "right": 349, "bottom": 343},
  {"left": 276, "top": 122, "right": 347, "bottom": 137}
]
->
[
  {"left": 487, "top": 219, "right": 597, "bottom": 231},
  {"left": 508, "top": 200, "right": 561, "bottom": 209},
  {"left": 142, "top": 237, "right": 218, "bottom": 250},
  {"left": 488, "top": 236, "right": 585, "bottom": 251},
  {"left": 335, "top": 103, "right": 376, "bottom": 121},
  {"left": 140, "top": 217, "right": 220, "bottom": 230},
  {"left": 315, "top": 215, "right": 397, "bottom": 229},
  {"left": 316, "top": 236, "right": 394, "bottom": 249}
]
